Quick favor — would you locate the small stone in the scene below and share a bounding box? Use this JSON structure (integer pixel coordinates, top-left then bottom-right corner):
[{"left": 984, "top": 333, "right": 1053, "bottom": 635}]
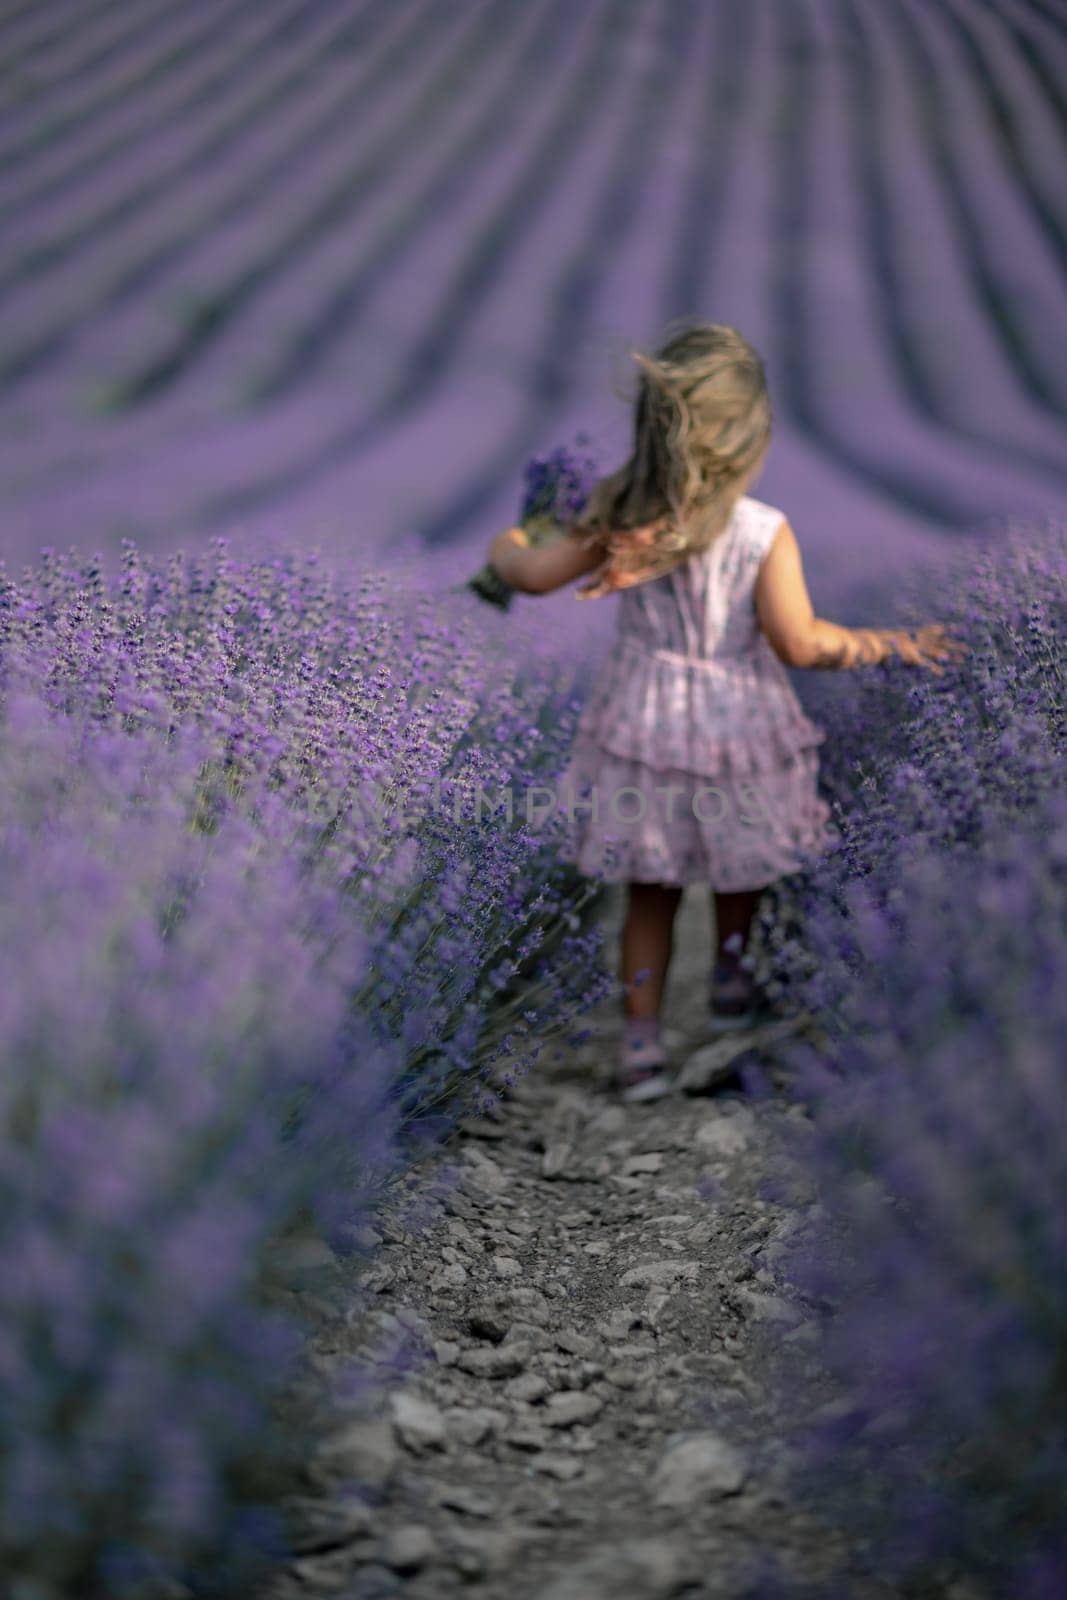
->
[
  {"left": 558, "top": 1209, "right": 595, "bottom": 1228},
  {"left": 390, "top": 1391, "right": 446, "bottom": 1453},
  {"left": 541, "top": 1142, "right": 578, "bottom": 1179},
  {"left": 539, "top": 1536, "right": 697, "bottom": 1600},
  {"left": 437, "top": 1483, "right": 495, "bottom": 1518},
  {"left": 598, "top": 1308, "right": 642, "bottom": 1340},
  {"left": 652, "top": 1430, "right": 750, "bottom": 1508},
  {"left": 429, "top": 1262, "right": 468, "bottom": 1291},
  {"left": 567, "top": 1426, "right": 600, "bottom": 1454},
  {"left": 291, "top": 1550, "right": 362, "bottom": 1586},
  {"left": 619, "top": 1259, "right": 700, "bottom": 1289},
  {"left": 677, "top": 1037, "right": 757, "bottom": 1095},
  {"left": 448, "top": 1525, "right": 527, "bottom": 1577},
  {"left": 289, "top": 1495, "right": 374, "bottom": 1553},
  {"left": 608, "top": 1342, "right": 657, "bottom": 1361},
  {"left": 434, "top": 1339, "right": 460, "bottom": 1367},
  {"left": 531, "top": 1452, "right": 585, "bottom": 1481},
  {"left": 462, "top": 1146, "right": 507, "bottom": 1183},
  {"left": 505, "top": 1372, "right": 551, "bottom": 1404},
  {"left": 693, "top": 1114, "right": 753, "bottom": 1156},
  {"left": 455, "top": 1342, "right": 530, "bottom": 1379},
  {"left": 492, "top": 1254, "right": 523, "bottom": 1279},
  {"left": 554, "top": 1328, "right": 598, "bottom": 1359},
  {"left": 734, "top": 1287, "right": 803, "bottom": 1326},
  {"left": 445, "top": 1406, "right": 505, "bottom": 1447},
  {"left": 586, "top": 1104, "right": 626, "bottom": 1135},
  {"left": 604, "top": 1366, "right": 639, "bottom": 1390},
  {"left": 565, "top": 1359, "right": 605, "bottom": 1388},
  {"left": 314, "top": 1415, "right": 398, "bottom": 1492},
  {"left": 583, "top": 1241, "right": 613, "bottom": 1258},
  {"left": 618, "top": 1535, "right": 697, "bottom": 1591},
  {"left": 454, "top": 1549, "right": 484, "bottom": 1580},
  {"left": 642, "top": 1290, "right": 673, "bottom": 1327},
  {"left": 503, "top": 1287, "right": 552, "bottom": 1323},
  {"left": 506, "top": 1319, "right": 551, "bottom": 1350},
  {"left": 544, "top": 1391, "right": 605, "bottom": 1428},
  {"left": 380, "top": 1524, "right": 436, "bottom": 1574},
  {"left": 394, "top": 1305, "right": 431, "bottom": 1338},
  {"left": 466, "top": 1304, "right": 511, "bottom": 1343},
  {"left": 507, "top": 1421, "right": 551, "bottom": 1451},
  {"left": 621, "top": 1151, "right": 665, "bottom": 1175}
]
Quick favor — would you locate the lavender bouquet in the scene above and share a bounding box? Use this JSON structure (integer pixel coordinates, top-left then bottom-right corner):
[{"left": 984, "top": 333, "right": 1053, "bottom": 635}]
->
[{"left": 465, "top": 435, "right": 600, "bottom": 609}]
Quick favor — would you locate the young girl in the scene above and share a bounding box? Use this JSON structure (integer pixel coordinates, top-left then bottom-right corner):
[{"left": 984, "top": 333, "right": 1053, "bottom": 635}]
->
[{"left": 485, "top": 322, "right": 964, "bottom": 1102}]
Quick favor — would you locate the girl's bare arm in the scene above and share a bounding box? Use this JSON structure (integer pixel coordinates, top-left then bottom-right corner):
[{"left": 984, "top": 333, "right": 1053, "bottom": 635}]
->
[
  {"left": 486, "top": 525, "right": 608, "bottom": 594},
  {"left": 755, "top": 520, "right": 966, "bottom": 672}
]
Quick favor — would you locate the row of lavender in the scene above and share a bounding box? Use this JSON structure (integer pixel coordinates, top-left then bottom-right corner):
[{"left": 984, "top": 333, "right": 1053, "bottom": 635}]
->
[
  {"left": 0, "top": 522, "right": 610, "bottom": 1596},
  {"left": 759, "top": 518, "right": 1067, "bottom": 1598},
  {"left": 0, "top": 0, "right": 1064, "bottom": 567}
]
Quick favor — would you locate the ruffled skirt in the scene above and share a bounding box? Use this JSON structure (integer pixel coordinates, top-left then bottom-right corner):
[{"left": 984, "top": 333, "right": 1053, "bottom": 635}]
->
[
  {"left": 555, "top": 741, "right": 838, "bottom": 889},
  {"left": 555, "top": 638, "right": 839, "bottom": 890}
]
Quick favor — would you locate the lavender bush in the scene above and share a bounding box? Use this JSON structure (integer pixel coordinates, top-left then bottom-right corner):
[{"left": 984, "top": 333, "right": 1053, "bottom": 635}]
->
[
  {"left": 0, "top": 695, "right": 397, "bottom": 1597},
  {"left": 0, "top": 535, "right": 609, "bottom": 1595},
  {"left": 757, "top": 521, "right": 1067, "bottom": 1597}
]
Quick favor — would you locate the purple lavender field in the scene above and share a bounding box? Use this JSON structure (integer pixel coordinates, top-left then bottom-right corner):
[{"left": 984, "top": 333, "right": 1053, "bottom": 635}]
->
[
  {"left": 1, "top": 2, "right": 1066, "bottom": 1597},
  {"left": 0, "top": 0, "right": 1065, "bottom": 616}
]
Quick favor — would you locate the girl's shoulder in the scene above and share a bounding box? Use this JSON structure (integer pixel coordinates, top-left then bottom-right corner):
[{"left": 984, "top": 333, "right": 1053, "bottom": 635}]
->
[{"left": 729, "top": 494, "right": 787, "bottom": 564}]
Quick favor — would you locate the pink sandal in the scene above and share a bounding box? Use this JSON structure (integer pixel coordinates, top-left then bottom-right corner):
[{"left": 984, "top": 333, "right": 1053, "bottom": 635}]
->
[{"left": 614, "top": 1027, "right": 673, "bottom": 1103}]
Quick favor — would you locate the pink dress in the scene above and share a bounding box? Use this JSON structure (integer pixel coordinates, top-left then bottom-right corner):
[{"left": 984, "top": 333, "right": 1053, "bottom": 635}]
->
[{"left": 556, "top": 495, "right": 839, "bottom": 890}]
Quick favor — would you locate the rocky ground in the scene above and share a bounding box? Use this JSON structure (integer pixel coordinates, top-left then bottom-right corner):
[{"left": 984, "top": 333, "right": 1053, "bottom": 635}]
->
[{"left": 251, "top": 887, "right": 909, "bottom": 1600}]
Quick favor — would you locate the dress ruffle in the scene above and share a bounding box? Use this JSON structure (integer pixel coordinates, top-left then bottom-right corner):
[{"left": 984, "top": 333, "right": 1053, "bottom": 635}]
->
[
  {"left": 555, "top": 742, "right": 839, "bottom": 891},
  {"left": 574, "top": 636, "right": 827, "bottom": 779}
]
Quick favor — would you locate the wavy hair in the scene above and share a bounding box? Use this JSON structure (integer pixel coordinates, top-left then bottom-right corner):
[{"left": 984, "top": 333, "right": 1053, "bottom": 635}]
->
[{"left": 568, "top": 321, "right": 772, "bottom": 597}]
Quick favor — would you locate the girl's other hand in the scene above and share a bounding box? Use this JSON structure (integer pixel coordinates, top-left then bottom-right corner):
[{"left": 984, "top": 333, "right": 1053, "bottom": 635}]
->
[
  {"left": 881, "top": 623, "right": 968, "bottom": 673},
  {"left": 576, "top": 517, "right": 674, "bottom": 598}
]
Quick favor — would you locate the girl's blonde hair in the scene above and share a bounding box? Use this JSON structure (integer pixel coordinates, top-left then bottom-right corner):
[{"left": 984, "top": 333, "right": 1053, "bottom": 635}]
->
[{"left": 569, "top": 320, "right": 772, "bottom": 596}]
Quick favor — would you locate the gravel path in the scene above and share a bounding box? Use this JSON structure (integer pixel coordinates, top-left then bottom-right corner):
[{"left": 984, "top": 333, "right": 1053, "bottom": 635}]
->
[{"left": 254, "top": 887, "right": 902, "bottom": 1600}]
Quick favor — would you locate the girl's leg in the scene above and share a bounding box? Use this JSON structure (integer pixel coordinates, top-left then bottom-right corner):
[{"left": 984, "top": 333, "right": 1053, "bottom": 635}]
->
[
  {"left": 709, "top": 887, "right": 769, "bottom": 1027},
  {"left": 621, "top": 881, "right": 684, "bottom": 1020},
  {"left": 712, "top": 888, "right": 762, "bottom": 965}
]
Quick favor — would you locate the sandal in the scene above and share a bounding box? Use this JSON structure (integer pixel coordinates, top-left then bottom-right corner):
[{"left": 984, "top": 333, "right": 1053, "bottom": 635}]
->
[
  {"left": 708, "top": 959, "right": 769, "bottom": 1033},
  {"left": 614, "top": 1031, "right": 673, "bottom": 1103}
]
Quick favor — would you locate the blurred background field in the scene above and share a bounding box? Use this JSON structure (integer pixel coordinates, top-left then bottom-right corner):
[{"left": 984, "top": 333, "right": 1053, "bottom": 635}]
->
[
  {"left": 0, "top": 0, "right": 1064, "bottom": 628},
  {"left": 1, "top": 4, "right": 1066, "bottom": 1596}
]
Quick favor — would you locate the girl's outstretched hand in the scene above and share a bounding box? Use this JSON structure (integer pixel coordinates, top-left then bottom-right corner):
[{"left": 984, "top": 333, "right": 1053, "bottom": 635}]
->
[{"left": 879, "top": 623, "right": 968, "bottom": 673}]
